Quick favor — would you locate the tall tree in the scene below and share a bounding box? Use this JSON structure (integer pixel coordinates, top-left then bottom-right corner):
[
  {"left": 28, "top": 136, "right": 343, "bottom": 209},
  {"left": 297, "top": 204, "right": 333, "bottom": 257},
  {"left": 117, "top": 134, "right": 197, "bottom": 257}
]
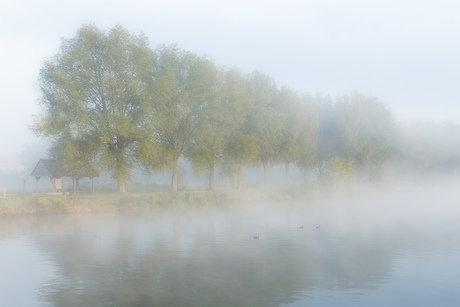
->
[
  {"left": 314, "top": 94, "right": 341, "bottom": 177},
  {"left": 220, "top": 70, "right": 257, "bottom": 189},
  {"left": 335, "top": 92, "right": 396, "bottom": 179},
  {"left": 244, "top": 71, "right": 284, "bottom": 187},
  {"left": 223, "top": 130, "right": 258, "bottom": 189},
  {"left": 293, "top": 93, "right": 319, "bottom": 182},
  {"left": 274, "top": 87, "right": 302, "bottom": 185},
  {"left": 33, "top": 24, "right": 155, "bottom": 192},
  {"left": 144, "top": 45, "right": 211, "bottom": 191},
  {"left": 186, "top": 67, "right": 248, "bottom": 190}
]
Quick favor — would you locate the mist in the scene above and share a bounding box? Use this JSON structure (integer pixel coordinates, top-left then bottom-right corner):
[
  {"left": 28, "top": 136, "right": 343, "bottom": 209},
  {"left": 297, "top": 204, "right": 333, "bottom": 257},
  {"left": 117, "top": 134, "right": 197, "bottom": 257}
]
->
[
  {"left": 2, "top": 179, "right": 460, "bottom": 305},
  {"left": 1, "top": 2, "right": 460, "bottom": 305}
]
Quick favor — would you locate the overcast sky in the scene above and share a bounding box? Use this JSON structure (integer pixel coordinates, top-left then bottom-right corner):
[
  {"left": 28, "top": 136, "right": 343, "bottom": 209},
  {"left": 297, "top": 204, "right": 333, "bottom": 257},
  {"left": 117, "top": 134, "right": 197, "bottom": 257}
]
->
[{"left": 1, "top": 0, "right": 459, "bottom": 160}]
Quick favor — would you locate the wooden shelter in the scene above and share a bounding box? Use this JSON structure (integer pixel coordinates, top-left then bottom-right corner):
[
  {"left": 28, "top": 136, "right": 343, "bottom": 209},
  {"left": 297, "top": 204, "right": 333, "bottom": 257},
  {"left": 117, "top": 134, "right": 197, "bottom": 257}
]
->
[{"left": 30, "top": 159, "right": 98, "bottom": 194}]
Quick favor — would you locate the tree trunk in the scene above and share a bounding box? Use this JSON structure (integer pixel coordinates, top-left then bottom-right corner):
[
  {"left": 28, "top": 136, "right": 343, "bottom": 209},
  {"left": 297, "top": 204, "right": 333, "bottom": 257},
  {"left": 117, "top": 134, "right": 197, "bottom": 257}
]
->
[
  {"left": 171, "top": 157, "right": 179, "bottom": 192},
  {"left": 118, "top": 180, "right": 125, "bottom": 193},
  {"left": 209, "top": 163, "right": 215, "bottom": 191},
  {"left": 263, "top": 159, "right": 269, "bottom": 187},
  {"left": 285, "top": 162, "right": 290, "bottom": 186}
]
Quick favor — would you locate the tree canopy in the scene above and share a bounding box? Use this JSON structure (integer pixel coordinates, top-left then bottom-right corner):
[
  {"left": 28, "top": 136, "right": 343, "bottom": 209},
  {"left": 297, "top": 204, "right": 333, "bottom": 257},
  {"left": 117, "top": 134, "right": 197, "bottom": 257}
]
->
[
  {"left": 142, "top": 45, "right": 216, "bottom": 191},
  {"left": 33, "top": 23, "right": 460, "bottom": 193},
  {"left": 33, "top": 24, "right": 155, "bottom": 192},
  {"left": 335, "top": 92, "right": 395, "bottom": 177}
]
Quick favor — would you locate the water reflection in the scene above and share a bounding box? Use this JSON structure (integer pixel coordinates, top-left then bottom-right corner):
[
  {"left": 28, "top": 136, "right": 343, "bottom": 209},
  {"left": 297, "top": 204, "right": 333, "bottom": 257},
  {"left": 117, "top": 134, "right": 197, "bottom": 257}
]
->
[{"left": 1, "top": 188, "right": 460, "bottom": 306}]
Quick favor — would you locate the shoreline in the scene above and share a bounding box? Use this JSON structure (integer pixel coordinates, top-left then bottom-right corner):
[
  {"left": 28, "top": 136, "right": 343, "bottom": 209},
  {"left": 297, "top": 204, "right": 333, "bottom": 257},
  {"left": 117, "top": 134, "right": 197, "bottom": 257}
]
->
[
  {"left": 0, "top": 186, "right": 317, "bottom": 216},
  {"left": 3, "top": 177, "right": 458, "bottom": 216}
]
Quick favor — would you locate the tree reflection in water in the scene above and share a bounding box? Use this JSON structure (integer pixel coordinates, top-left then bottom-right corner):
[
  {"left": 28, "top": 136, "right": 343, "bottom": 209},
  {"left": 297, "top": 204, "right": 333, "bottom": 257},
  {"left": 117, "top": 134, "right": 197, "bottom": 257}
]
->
[{"left": 2, "top": 188, "right": 459, "bottom": 306}]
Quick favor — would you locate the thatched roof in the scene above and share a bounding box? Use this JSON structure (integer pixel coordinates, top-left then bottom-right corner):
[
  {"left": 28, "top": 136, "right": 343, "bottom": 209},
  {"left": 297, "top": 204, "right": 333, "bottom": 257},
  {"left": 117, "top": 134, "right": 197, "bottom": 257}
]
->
[{"left": 30, "top": 159, "right": 98, "bottom": 178}]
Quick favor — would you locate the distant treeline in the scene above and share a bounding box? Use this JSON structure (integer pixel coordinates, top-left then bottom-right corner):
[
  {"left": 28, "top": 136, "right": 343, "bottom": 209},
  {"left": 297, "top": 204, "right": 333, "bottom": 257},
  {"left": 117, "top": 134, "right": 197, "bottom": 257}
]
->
[{"left": 33, "top": 24, "right": 460, "bottom": 192}]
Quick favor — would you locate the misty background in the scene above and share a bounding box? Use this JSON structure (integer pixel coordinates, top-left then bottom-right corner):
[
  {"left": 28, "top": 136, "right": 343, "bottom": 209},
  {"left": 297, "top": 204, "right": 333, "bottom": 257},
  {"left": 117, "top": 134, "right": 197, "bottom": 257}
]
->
[{"left": 1, "top": 0, "right": 459, "bottom": 191}]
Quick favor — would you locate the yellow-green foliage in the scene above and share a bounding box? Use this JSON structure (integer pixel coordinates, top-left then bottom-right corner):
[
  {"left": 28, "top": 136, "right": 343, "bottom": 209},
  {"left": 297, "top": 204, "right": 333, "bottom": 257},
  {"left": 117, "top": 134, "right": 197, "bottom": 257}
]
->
[{"left": 326, "top": 157, "right": 353, "bottom": 179}]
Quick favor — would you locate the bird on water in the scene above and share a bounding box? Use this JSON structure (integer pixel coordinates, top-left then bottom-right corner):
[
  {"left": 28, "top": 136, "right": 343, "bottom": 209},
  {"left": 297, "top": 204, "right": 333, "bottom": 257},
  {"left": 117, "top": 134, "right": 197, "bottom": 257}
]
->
[{"left": 253, "top": 236, "right": 259, "bottom": 239}]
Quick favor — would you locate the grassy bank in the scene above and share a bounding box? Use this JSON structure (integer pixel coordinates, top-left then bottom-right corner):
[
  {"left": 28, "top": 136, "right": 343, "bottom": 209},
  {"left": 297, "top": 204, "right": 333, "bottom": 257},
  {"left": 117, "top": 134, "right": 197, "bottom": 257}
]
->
[{"left": 0, "top": 185, "right": 317, "bottom": 216}]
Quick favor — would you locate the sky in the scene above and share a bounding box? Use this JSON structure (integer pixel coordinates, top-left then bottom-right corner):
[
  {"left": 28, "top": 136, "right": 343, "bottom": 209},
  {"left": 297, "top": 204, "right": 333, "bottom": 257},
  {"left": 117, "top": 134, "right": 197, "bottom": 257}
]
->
[{"left": 1, "top": 0, "right": 459, "bottom": 163}]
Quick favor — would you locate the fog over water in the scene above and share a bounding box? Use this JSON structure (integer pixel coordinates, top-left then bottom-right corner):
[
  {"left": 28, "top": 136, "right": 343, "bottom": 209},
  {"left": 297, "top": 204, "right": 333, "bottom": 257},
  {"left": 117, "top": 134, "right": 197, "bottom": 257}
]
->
[
  {"left": 1, "top": 1, "right": 460, "bottom": 305},
  {"left": 1, "top": 181, "right": 460, "bottom": 306}
]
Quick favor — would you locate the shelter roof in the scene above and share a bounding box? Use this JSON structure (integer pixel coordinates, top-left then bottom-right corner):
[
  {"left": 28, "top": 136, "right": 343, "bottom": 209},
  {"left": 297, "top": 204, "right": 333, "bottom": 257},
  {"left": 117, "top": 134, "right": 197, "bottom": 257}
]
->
[{"left": 30, "top": 159, "right": 98, "bottom": 178}]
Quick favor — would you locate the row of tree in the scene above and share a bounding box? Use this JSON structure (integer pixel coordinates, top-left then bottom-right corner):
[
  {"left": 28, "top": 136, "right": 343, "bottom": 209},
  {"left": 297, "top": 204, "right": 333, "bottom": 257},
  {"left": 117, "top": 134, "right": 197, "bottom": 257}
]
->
[{"left": 32, "top": 24, "right": 458, "bottom": 193}]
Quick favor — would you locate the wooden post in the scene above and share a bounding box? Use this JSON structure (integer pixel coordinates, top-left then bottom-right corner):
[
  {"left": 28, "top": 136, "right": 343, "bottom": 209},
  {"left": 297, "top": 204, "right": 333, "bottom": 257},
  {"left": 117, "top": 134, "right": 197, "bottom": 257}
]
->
[
  {"left": 91, "top": 177, "right": 95, "bottom": 194},
  {"left": 3, "top": 188, "right": 5, "bottom": 198}
]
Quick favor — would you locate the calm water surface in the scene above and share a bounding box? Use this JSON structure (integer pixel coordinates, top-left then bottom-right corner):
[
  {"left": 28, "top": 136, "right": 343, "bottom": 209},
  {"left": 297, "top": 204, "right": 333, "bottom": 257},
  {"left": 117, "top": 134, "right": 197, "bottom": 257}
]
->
[{"left": 1, "top": 186, "right": 460, "bottom": 306}]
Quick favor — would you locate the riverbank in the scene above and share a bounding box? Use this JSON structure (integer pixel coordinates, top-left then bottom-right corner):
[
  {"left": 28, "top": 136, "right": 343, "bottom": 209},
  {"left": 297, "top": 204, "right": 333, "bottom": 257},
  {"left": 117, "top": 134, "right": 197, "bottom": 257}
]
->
[{"left": 0, "top": 185, "right": 319, "bottom": 216}]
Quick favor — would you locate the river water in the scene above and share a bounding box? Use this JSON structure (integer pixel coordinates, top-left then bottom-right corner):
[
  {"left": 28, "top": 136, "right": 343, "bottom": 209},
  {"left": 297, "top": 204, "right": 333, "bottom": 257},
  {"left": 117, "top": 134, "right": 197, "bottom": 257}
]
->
[{"left": 1, "top": 184, "right": 460, "bottom": 306}]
